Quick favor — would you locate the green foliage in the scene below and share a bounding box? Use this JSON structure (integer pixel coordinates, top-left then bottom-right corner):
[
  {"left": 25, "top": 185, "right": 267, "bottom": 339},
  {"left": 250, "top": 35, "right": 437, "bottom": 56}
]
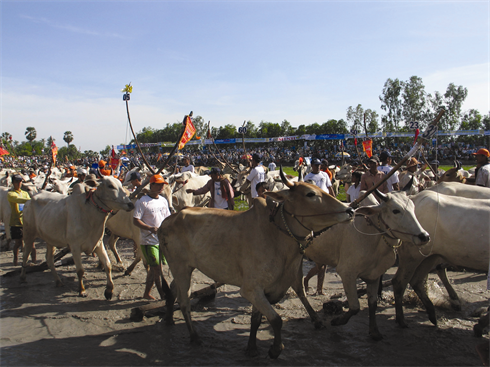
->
[
  {"left": 25, "top": 127, "right": 37, "bottom": 142},
  {"left": 63, "top": 131, "right": 74, "bottom": 147},
  {"left": 100, "top": 145, "right": 111, "bottom": 157},
  {"left": 58, "top": 145, "right": 81, "bottom": 161}
]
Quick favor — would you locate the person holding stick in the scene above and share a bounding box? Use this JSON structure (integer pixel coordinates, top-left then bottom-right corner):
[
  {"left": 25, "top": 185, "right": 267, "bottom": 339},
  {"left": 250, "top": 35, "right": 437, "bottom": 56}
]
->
[{"left": 360, "top": 155, "right": 388, "bottom": 194}]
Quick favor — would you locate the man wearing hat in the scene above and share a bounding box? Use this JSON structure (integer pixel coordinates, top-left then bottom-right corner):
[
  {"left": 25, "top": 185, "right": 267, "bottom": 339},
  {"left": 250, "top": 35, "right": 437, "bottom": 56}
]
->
[
  {"left": 399, "top": 157, "right": 424, "bottom": 193},
  {"left": 304, "top": 158, "right": 334, "bottom": 196},
  {"left": 377, "top": 151, "right": 399, "bottom": 192},
  {"left": 473, "top": 148, "right": 490, "bottom": 187},
  {"left": 98, "top": 160, "right": 112, "bottom": 176},
  {"left": 186, "top": 167, "right": 234, "bottom": 210},
  {"left": 133, "top": 174, "right": 171, "bottom": 300},
  {"left": 70, "top": 168, "right": 87, "bottom": 188},
  {"left": 7, "top": 174, "right": 36, "bottom": 266},
  {"left": 360, "top": 155, "right": 388, "bottom": 194},
  {"left": 246, "top": 153, "right": 266, "bottom": 199}
]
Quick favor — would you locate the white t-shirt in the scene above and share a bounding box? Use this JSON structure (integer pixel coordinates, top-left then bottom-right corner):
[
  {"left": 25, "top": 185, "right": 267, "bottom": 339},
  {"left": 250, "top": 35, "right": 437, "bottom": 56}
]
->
[
  {"left": 346, "top": 183, "right": 361, "bottom": 203},
  {"left": 304, "top": 171, "right": 332, "bottom": 192},
  {"left": 181, "top": 165, "right": 195, "bottom": 173},
  {"left": 476, "top": 164, "right": 490, "bottom": 188},
  {"left": 133, "top": 195, "right": 171, "bottom": 246},
  {"left": 247, "top": 166, "right": 266, "bottom": 198},
  {"left": 378, "top": 164, "right": 399, "bottom": 192},
  {"left": 213, "top": 181, "right": 228, "bottom": 209},
  {"left": 268, "top": 162, "right": 277, "bottom": 171}
]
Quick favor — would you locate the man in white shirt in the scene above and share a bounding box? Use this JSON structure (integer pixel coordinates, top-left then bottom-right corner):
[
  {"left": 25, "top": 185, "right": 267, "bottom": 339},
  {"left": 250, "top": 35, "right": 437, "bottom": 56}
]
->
[
  {"left": 133, "top": 174, "right": 171, "bottom": 300},
  {"left": 377, "top": 151, "right": 399, "bottom": 192},
  {"left": 473, "top": 148, "right": 490, "bottom": 188},
  {"left": 180, "top": 156, "right": 195, "bottom": 174},
  {"left": 247, "top": 154, "right": 266, "bottom": 198},
  {"left": 304, "top": 158, "right": 334, "bottom": 196},
  {"left": 268, "top": 160, "right": 277, "bottom": 171}
]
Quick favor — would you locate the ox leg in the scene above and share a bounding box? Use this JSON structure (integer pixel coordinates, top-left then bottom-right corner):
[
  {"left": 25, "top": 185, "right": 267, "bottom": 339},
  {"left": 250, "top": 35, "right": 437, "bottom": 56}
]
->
[
  {"left": 292, "top": 263, "right": 323, "bottom": 329},
  {"left": 107, "top": 234, "right": 123, "bottom": 264},
  {"left": 331, "top": 273, "right": 360, "bottom": 327},
  {"left": 46, "top": 245, "right": 64, "bottom": 287},
  {"left": 437, "top": 266, "right": 461, "bottom": 311},
  {"left": 69, "top": 247, "right": 87, "bottom": 297},
  {"left": 94, "top": 243, "right": 114, "bottom": 300},
  {"left": 172, "top": 266, "right": 200, "bottom": 344},
  {"left": 246, "top": 306, "right": 263, "bottom": 357},
  {"left": 240, "top": 287, "right": 284, "bottom": 359},
  {"left": 366, "top": 278, "right": 383, "bottom": 341},
  {"left": 124, "top": 241, "right": 142, "bottom": 276},
  {"left": 20, "top": 237, "right": 33, "bottom": 283}
]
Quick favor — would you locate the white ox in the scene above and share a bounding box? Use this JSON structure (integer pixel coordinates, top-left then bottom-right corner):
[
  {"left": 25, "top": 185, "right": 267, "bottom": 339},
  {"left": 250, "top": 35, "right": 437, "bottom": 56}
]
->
[
  {"left": 305, "top": 188, "right": 429, "bottom": 340},
  {"left": 169, "top": 172, "right": 211, "bottom": 212},
  {"left": 20, "top": 177, "right": 134, "bottom": 299},
  {"left": 392, "top": 190, "right": 490, "bottom": 327},
  {"left": 157, "top": 170, "right": 354, "bottom": 359},
  {"left": 427, "top": 181, "right": 490, "bottom": 199}
]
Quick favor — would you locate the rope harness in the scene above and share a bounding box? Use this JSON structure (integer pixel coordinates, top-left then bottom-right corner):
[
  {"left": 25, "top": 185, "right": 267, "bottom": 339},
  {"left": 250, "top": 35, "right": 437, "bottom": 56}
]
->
[
  {"left": 172, "top": 179, "right": 188, "bottom": 194},
  {"left": 86, "top": 189, "right": 115, "bottom": 215},
  {"left": 269, "top": 202, "right": 347, "bottom": 254}
]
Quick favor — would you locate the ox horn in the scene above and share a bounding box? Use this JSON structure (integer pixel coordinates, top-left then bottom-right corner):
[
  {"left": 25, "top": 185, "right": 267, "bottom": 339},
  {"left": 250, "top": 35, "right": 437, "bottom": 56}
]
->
[
  {"left": 279, "top": 165, "right": 294, "bottom": 188},
  {"left": 401, "top": 175, "right": 414, "bottom": 192},
  {"left": 373, "top": 188, "right": 388, "bottom": 202},
  {"left": 298, "top": 165, "right": 303, "bottom": 182}
]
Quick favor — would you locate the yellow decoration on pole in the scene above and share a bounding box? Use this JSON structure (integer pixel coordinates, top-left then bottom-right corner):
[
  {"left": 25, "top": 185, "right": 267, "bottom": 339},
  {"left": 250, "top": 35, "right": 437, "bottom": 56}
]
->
[{"left": 121, "top": 83, "right": 133, "bottom": 93}]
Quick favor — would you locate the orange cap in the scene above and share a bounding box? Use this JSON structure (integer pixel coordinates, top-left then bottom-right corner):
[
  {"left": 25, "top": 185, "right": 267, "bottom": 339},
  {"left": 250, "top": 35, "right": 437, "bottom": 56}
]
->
[
  {"left": 29, "top": 173, "right": 37, "bottom": 178},
  {"left": 98, "top": 160, "right": 107, "bottom": 167},
  {"left": 150, "top": 174, "right": 167, "bottom": 184},
  {"left": 472, "top": 148, "right": 490, "bottom": 157}
]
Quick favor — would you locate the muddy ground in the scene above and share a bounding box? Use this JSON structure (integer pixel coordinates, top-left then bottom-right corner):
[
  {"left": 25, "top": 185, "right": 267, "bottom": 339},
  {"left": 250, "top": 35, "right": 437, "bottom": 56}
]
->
[{"left": 0, "top": 239, "right": 488, "bottom": 366}]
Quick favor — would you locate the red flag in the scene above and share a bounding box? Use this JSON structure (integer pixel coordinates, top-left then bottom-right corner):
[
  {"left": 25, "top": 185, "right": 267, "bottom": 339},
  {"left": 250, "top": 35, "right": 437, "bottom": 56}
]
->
[
  {"left": 110, "top": 157, "right": 119, "bottom": 170},
  {"left": 178, "top": 116, "right": 196, "bottom": 150},
  {"left": 362, "top": 139, "right": 373, "bottom": 158},
  {"left": 354, "top": 138, "right": 357, "bottom": 147},
  {"left": 111, "top": 145, "right": 116, "bottom": 158},
  {"left": 413, "top": 128, "right": 420, "bottom": 145}
]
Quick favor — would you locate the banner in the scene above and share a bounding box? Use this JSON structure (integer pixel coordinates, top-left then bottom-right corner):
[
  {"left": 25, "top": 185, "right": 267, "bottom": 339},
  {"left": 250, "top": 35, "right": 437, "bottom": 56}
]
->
[
  {"left": 51, "top": 141, "right": 58, "bottom": 165},
  {"left": 362, "top": 139, "right": 373, "bottom": 158},
  {"left": 178, "top": 115, "right": 196, "bottom": 150}
]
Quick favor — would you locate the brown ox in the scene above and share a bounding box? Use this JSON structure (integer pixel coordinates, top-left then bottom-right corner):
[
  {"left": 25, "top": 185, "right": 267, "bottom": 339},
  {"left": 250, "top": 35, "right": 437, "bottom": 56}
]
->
[
  {"left": 20, "top": 177, "right": 134, "bottom": 299},
  {"left": 158, "top": 168, "right": 354, "bottom": 359}
]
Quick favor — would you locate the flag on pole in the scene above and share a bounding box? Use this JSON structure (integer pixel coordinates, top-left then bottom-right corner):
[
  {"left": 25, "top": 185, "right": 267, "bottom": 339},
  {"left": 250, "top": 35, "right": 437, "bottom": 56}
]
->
[
  {"left": 51, "top": 139, "right": 58, "bottom": 164},
  {"left": 178, "top": 115, "right": 196, "bottom": 150},
  {"left": 362, "top": 139, "right": 373, "bottom": 158},
  {"left": 413, "top": 128, "right": 420, "bottom": 145}
]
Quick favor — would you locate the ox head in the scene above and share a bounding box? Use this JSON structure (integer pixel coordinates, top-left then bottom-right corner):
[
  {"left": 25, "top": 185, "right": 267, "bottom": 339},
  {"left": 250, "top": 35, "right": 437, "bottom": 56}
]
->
[
  {"left": 356, "top": 190, "right": 430, "bottom": 246},
  {"left": 436, "top": 160, "right": 466, "bottom": 184},
  {"left": 94, "top": 176, "right": 135, "bottom": 212},
  {"left": 335, "top": 164, "right": 353, "bottom": 182},
  {"left": 265, "top": 166, "right": 354, "bottom": 232}
]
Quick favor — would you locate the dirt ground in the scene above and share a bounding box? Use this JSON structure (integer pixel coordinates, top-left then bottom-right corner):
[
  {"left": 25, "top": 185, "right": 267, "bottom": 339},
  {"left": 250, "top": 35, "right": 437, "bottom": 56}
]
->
[{"left": 0, "top": 239, "right": 488, "bottom": 366}]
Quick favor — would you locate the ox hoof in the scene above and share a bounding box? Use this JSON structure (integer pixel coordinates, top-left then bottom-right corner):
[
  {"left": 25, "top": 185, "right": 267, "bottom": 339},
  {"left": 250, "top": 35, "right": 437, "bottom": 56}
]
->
[
  {"left": 370, "top": 331, "right": 383, "bottom": 341},
  {"left": 314, "top": 320, "right": 325, "bottom": 330},
  {"left": 451, "top": 302, "right": 462, "bottom": 312},
  {"left": 428, "top": 314, "right": 438, "bottom": 326},
  {"left": 79, "top": 292, "right": 88, "bottom": 298},
  {"left": 245, "top": 346, "right": 259, "bottom": 358},
  {"left": 104, "top": 290, "right": 113, "bottom": 301},
  {"left": 474, "top": 324, "right": 484, "bottom": 338},
  {"left": 268, "top": 343, "right": 284, "bottom": 359},
  {"left": 395, "top": 319, "right": 409, "bottom": 329},
  {"left": 164, "top": 317, "right": 175, "bottom": 326},
  {"left": 124, "top": 270, "right": 132, "bottom": 276}
]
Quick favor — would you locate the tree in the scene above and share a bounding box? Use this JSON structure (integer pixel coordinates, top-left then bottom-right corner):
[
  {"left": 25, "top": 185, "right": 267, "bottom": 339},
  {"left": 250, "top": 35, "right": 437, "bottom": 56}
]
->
[
  {"left": 100, "top": 145, "right": 111, "bottom": 157},
  {"left": 364, "top": 109, "right": 380, "bottom": 133},
  {"left": 63, "top": 131, "right": 74, "bottom": 147},
  {"left": 458, "top": 109, "right": 483, "bottom": 145},
  {"left": 25, "top": 127, "right": 37, "bottom": 142},
  {"left": 401, "top": 76, "right": 426, "bottom": 129},
  {"left": 379, "top": 78, "right": 403, "bottom": 132},
  {"left": 1, "top": 132, "right": 12, "bottom": 146},
  {"left": 346, "top": 104, "right": 364, "bottom": 132},
  {"left": 216, "top": 124, "right": 238, "bottom": 139},
  {"left": 442, "top": 83, "right": 468, "bottom": 132}
]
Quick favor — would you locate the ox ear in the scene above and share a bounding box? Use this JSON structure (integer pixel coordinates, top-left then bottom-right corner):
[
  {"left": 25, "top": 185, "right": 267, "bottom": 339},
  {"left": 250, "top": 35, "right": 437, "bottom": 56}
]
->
[
  {"left": 355, "top": 204, "right": 382, "bottom": 216},
  {"left": 401, "top": 176, "right": 414, "bottom": 192},
  {"left": 264, "top": 191, "right": 287, "bottom": 203}
]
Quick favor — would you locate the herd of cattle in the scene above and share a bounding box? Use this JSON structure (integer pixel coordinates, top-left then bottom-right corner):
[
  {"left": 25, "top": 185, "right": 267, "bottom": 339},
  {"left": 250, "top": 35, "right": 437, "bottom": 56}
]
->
[{"left": 0, "top": 160, "right": 489, "bottom": 359}]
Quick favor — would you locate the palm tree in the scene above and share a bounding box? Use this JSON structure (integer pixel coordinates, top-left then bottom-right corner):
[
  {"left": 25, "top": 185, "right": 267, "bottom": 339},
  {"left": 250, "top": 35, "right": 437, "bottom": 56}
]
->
[
  {"left": 63, "top": 131, "right": 74, "bottom": 147},
  {"left": 25, "top": 127, "right": 37, "bottom": 142}
]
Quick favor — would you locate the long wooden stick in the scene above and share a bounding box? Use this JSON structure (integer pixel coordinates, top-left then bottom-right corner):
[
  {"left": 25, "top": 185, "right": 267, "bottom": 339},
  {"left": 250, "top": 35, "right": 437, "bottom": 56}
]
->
[
  {"left": 350, "top": 108, "right": 445, "bottom": 208},
  {"left": 125, "top": 97, "right": 155, "bottom": 175},
  {"left": 129, "top": 112, "right": 192, "bottom": 200}
]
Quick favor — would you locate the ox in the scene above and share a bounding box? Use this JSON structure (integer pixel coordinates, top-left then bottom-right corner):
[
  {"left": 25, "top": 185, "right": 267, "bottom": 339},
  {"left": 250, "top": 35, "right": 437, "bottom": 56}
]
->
[
  {"left": 392, "top": 190, "right": 490, "bottom": 327},
  {"left": 169, "top": 172, "right": 211, "bottom": 212},
  {"left": 304, "top": 187, "right": 429, "bottom": 340},
  {"left": 427, "top": 181, "right": 490, "bottom": 199},
  {"left": 20, "top": 176, "right": 134, "bottom": 299},
  {"left": 157, "top": 169, "right": 354, "bottom": 358}
]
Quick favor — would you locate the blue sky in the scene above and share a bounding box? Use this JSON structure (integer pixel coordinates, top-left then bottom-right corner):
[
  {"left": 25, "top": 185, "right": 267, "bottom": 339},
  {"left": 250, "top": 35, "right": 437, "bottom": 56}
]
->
[{"left": 1, "top": 0, "right": 488, "bottom": 152}]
